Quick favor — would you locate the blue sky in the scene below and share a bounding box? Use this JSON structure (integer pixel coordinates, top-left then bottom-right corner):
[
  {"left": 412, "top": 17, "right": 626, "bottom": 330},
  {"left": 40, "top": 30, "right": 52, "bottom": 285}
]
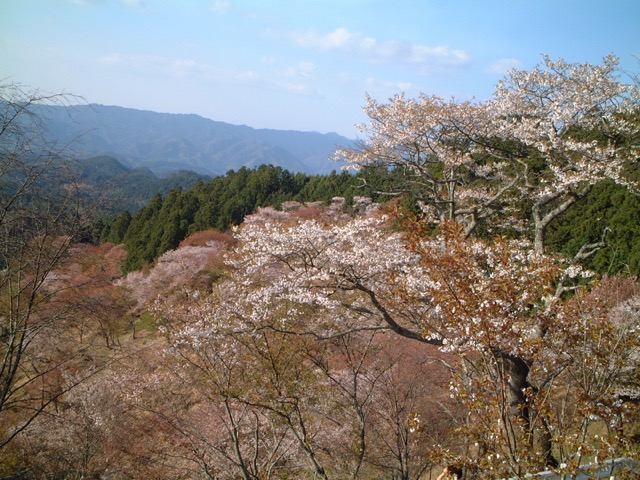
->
[{"left": 2, "top": 0, "right": 639, "bottom": 137}]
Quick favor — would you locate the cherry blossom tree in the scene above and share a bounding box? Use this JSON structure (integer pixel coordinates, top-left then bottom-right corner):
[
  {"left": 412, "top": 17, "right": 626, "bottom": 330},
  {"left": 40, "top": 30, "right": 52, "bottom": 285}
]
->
[
  {"left": 152, "top": 205, "right": 464, "bottom": 478},
  {"left": 47, "top": 243, "right": 131, "bottom": 348},
  {"left": 328, "top": 58, "right": 639, "bottom": 474},
  {"left": 489, "top": 54, "right": 639, "bottom": 253},
  {"left": 223, "top": 204, "right": 639, "bottom": 477},
  {"left": 117, "top": 232, "right": 231, "bottom": 316},
  {"left": 363, "top": 337, "right": 454, "bottom": 480},
  {"left": 334, "top": 93, "right": 516, "bottom": 237},
  {"left": 156, "top": 280, "right": 335, "bottom": 479},
  {"left": 541, "top": 275, "right": 640, "bottom": 472},
  {"left": 12, "top": 370, "right": 133, "bottom": 479},
  {"left": 335, "top": 56, "right": 639, "bottom": 253}
]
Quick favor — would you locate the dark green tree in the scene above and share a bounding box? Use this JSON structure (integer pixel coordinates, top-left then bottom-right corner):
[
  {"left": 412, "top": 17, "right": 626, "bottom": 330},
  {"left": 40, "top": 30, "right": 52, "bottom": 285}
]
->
[
  {"left": 122, "top": 192, "right": 164, "bottom": 272},
  {"left": 102, "top": 210, "right": 132, "bottom": 244}
]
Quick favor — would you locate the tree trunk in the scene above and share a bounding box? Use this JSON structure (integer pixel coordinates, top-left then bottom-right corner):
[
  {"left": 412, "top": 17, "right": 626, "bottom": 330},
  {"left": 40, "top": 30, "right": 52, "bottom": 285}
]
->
[
  {"left": 503, "top": 354, "right": 558, "bottom": 468},
  {"left": 532, "top": 187, "right": 591, "bottom": 255}
]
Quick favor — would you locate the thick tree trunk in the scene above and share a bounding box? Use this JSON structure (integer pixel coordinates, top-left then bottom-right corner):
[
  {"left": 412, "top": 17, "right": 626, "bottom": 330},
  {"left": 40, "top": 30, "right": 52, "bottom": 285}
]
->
[
  {"left": 504, "top": 355, "right": 530, "bottom": 424},
  {"left": 503, "top": 354, "right": 558, "bottom": 468}
]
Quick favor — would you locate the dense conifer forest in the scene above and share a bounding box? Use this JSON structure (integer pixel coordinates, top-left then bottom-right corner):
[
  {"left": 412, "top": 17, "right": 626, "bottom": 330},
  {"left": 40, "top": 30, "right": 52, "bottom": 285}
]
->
[{"left": 99, "top": 164, "right": 410, "bottom": 272}]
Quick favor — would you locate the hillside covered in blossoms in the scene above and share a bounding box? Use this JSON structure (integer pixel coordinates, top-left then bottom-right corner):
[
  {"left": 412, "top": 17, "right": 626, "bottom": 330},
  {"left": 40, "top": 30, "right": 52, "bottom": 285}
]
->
[{"left": 1, "top": 56, "right": 639, "bottom": 479}]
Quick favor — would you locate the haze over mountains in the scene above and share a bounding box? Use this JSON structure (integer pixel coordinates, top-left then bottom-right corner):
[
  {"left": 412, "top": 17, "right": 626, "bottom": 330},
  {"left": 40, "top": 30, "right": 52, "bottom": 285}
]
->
[{"left": 39, "top": 104, "right": 354, "bottom": 176}]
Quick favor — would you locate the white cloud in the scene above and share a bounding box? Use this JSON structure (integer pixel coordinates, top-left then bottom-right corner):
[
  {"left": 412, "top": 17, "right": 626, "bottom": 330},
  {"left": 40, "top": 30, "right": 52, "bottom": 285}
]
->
[
  {"left": 365, "top": 77, "right": 412, "bottom": 90},
  {"left": 280, "top": 83, "right": 310, "bottom": 94},
  {"left": 97, "top": 53, "right": 214, "bottom": 80},
  {"left": 120, "top": 0, "right": 146, "bottom": 9},
  {"left": 361, "top": 36, "right": 377, "bottom": 51},
  {"left": 295, "top": 27, "right": 357, "bottom": 50},
  {"left": 69, "top": 0, "right": 147, "bottom": 9},
  {"left": 97, "top": 53, "right": 122, "bottom": 66},
  {"left": 485, "top": 58, "right": 523, "bottom": 75},
  {"left": 409, "top": 45, "right": 469, "bottom": 66},
  {"left": 365, "top": 77, "right": 413, "bottom": 95},
  {"left": 283, "top": 61, "right": 316, "bottom": 79},
  {"left": 209, "top": 0, "right": 231, "bottom": 14},
  {"left": 292, "top": 27, "right": 470, "bottom": 72},
  {"left": 95, "top": 52, "right": 320, "bottom": 98}
]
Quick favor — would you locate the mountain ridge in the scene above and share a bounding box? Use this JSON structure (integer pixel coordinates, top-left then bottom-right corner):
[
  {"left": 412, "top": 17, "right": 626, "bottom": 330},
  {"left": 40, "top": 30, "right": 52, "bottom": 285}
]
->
[{"left": 38, "top": 103, "right": 353, "bottom": 176}]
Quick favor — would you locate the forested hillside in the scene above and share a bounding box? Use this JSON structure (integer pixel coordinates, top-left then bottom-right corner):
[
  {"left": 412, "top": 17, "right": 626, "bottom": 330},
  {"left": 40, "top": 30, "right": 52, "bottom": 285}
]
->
[
  {"left": 73, "top": 155, "right": 209, "bottom": 213},
  {"left": 547, "top": 179, "right": 640, "bottom": 274},
  {"left": 103, "top": 164, "right": 406, "bottom": 272},
  {"left": 2, "top": 57, "right": 640, "bottom": 479}
]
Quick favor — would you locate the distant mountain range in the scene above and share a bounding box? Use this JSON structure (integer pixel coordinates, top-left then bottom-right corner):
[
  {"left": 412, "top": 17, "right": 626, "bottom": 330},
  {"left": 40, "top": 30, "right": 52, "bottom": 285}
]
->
[{"left": 37, "top": 104, "right": 354, "bottom": 176}]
